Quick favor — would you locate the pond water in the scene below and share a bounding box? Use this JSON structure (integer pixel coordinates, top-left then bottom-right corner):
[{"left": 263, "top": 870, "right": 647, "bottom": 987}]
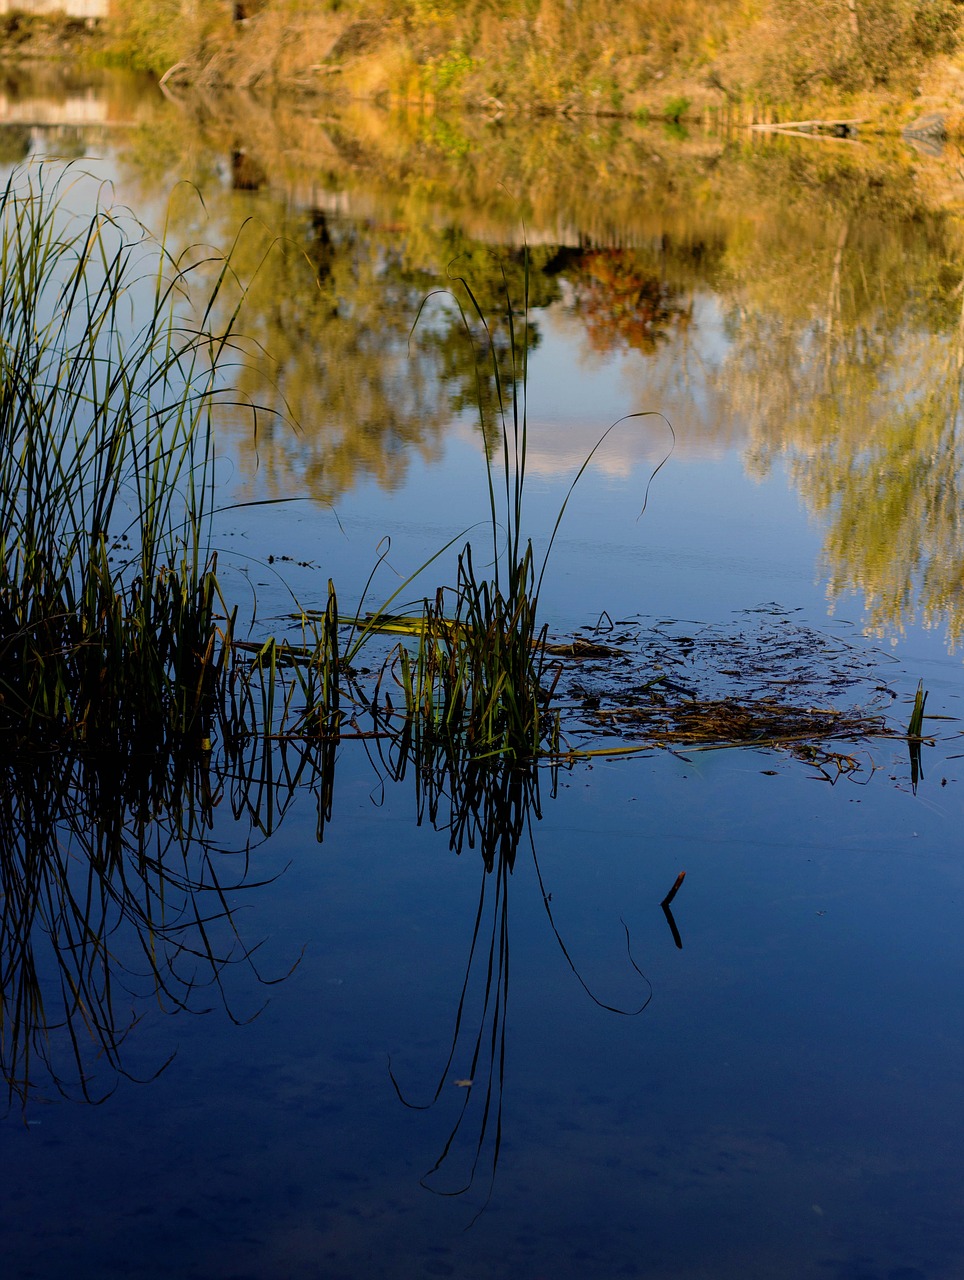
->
[{"left": 2, "top": 70, "right": 964, "bottom": 1280}]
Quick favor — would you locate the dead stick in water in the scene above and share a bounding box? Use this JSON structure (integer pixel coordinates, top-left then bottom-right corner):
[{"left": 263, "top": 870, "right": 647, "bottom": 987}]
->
[
  {"left": 661, "top": 870, "right": 686, "bottom": 908},
  {"left": 749, "top": 118, "right": 864, "bottom": 132}
]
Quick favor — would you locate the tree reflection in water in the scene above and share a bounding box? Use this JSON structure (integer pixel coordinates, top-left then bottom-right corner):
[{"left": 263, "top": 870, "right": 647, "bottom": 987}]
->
[{"left": 557, "top": 246, "right": 694, "bottom": 356}]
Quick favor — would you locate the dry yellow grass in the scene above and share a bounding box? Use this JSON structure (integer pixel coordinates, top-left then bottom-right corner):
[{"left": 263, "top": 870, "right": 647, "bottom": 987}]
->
[{"left": 107, "top": 0, "right": 964, "bottom": 125}]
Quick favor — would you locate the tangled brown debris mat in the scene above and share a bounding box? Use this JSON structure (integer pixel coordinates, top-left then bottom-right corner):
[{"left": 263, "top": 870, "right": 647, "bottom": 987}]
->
[{"left": 549, "top": 604, "right": 904, "bottom": 764}]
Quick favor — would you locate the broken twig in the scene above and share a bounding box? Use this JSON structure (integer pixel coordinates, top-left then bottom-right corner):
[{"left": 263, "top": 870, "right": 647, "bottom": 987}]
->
[{"left": 661, "top": 870, "right": 686, "bottom": 909}]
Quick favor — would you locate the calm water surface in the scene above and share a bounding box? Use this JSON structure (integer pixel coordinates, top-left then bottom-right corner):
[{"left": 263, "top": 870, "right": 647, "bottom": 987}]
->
[{"left": 2, "top": 71, "right": 964, "bottom": 1279}]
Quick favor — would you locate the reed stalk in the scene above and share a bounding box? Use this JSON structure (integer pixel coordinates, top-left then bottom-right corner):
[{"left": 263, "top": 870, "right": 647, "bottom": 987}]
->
[
  {"left": 907, "top": 679, "right": 928, "bottom": 738},
  {"left": 396, "top": 256, "right": 556, "bottom": 765}
]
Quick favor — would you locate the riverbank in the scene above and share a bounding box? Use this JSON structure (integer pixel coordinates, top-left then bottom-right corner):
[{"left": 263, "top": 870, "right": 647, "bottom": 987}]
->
[
  {"left": 0, "top": 9, "right": 107, "bottom": 63},
  {"left": 94, "top": 0, "right": 964, "bottom": 137},
  {"left": 5, "top": 1, "right": 964, "bottom": 140}
]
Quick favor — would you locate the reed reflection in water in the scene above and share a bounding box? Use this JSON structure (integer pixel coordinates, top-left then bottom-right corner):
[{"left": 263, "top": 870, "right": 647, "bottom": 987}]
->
[
  {"left": 0, "top": 716, "right": 350, "bottom": 1109},
  {"left": 371, "top": 742, "right": 655, "bottom": 1219},
  {"left": 2, "top": 681, "right": 665, "bottom": 1233}
]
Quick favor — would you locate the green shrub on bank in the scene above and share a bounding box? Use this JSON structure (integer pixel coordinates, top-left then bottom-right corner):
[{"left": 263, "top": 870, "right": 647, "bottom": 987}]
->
[{"left": 106, "top": 0, "right": 233, "bottom": 73}]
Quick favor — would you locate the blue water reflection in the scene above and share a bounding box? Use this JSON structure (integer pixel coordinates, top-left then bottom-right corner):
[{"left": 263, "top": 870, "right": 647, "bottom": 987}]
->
[{"left": 3, "top": 734, "right": 963, "bottom": 1278}]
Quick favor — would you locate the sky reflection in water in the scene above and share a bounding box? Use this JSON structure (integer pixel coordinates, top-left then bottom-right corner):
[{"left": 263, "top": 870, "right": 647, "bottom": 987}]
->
[
  {"left": 3, "top": 745, "right": 963, "bottom": 1279},
  {"left": 1, "top": 74, "right": 964, "bottom": 1280}
]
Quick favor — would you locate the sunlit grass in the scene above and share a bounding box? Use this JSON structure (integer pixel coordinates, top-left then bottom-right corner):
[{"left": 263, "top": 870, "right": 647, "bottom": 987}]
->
[{"left": 907, "top": 679, "right": 928, "bottom": 738}]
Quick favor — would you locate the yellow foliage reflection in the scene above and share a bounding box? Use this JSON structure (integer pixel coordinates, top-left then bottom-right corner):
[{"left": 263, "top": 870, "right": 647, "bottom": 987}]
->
[{"left": 101, "top": 87, "right": 964, "bottom": 645}]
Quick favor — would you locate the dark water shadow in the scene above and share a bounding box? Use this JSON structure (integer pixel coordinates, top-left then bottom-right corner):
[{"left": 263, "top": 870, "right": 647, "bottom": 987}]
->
[
  {"left": 0, "top": 734, "right": 310, "bottom": 1111},
  {"left": 375, "top": 742, "right": 654, "bottom": 1220}
]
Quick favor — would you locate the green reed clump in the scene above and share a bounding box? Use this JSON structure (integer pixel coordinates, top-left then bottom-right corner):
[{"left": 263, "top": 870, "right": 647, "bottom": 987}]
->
[
  {"left": 394, "top": 257, "right": 558, "bottom": 764},
  {"left": 398, "top": 542, "right": 554, "bottom": 762},
  {"left": 0, "top": 165, "right": 241, "bottom": 753},
  {"left": 391, "top": 246, "right": 660, "bottom": 766}
]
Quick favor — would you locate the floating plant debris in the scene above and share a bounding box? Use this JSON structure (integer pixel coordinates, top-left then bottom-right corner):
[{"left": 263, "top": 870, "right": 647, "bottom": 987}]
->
[{"left": 547, "top": 607, "right": 911, "bottom": 762}]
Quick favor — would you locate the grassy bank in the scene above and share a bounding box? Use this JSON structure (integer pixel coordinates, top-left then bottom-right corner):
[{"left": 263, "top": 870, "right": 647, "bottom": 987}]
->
[
  {"left": 0, "top": 9, "right": 109, "bottom": 63},
  {"left": 99, "top": 0, "right": 964, "bottom": 129}
]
